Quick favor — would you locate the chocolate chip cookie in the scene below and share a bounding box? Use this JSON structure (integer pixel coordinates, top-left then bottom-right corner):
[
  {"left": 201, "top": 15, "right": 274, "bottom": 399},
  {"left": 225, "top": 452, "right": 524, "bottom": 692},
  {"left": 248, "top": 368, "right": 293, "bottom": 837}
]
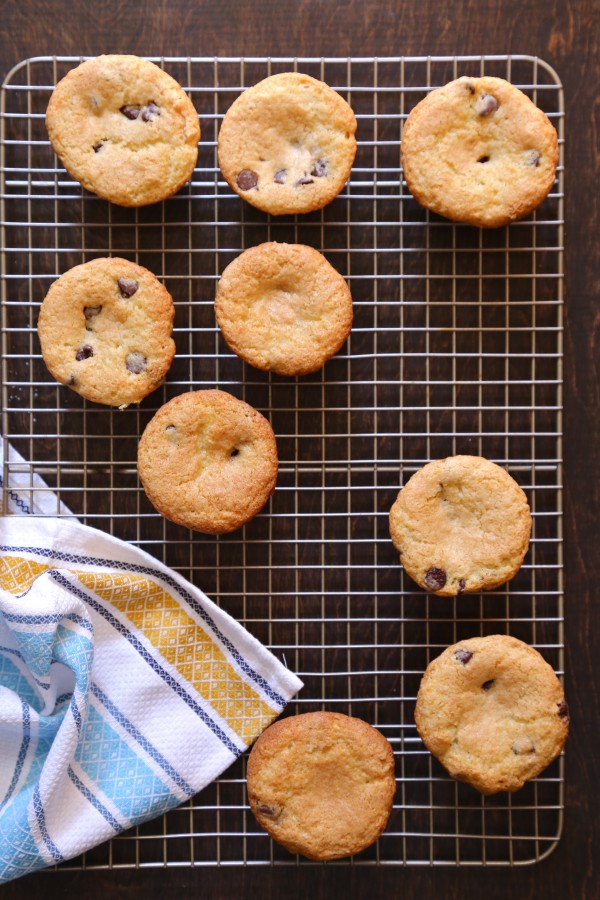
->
[
  {"left": 401, "top": 76, "right": 558, "bottom": 227},
  {"left": 46, "top": 55, "right": 200, "bottom": 206},
  {"left": 389, "top": 455, "right": 532, "bottom": 596},
  {"left": 217, "top": 72, "right": 357, "bottom": 215},
  {"left": 137, "top": 390, "right": 278, "bottom": 534},
  {"left": 215, "top": 242, "right": 353, "bottom": 375},
  {"left": 38, "top": 257, "right": 175, "bottom": 407},
  {"left": 415, "top": 635, "right": 569, "bottom": 794},
  {"left": 247, "top": 712, "right": 395, "bottom": 860}
]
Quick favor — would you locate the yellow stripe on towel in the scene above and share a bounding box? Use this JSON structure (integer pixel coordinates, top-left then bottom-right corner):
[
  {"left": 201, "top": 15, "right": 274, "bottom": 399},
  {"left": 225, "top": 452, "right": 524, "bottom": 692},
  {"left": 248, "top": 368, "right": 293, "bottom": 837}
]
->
[
  {"left": 76, "top": 571, "right": 277, "bottom": 744},
  {"left": 0, "top": 557, "right": 49, "bottom": 595}
]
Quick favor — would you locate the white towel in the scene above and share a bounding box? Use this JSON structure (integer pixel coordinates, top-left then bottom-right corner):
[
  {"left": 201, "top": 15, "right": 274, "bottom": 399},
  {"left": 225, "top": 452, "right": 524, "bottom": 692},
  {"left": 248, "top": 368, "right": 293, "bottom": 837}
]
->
[{"left": 0, "top": 454, "right": 302, "bottom": 883}]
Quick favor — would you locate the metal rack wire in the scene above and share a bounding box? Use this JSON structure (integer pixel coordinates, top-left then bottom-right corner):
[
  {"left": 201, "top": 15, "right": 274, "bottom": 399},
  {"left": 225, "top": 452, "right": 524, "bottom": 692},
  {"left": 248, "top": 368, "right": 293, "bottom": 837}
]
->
[{"left": 0, "top": 55, "right": 564, "bottom": 867}]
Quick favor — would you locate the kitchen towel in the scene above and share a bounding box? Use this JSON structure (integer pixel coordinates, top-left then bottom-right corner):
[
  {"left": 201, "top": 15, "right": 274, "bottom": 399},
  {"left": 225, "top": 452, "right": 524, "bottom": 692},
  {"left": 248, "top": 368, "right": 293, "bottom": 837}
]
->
[{"left": 0, "top": 468, "right": 302, "bottom": 883}]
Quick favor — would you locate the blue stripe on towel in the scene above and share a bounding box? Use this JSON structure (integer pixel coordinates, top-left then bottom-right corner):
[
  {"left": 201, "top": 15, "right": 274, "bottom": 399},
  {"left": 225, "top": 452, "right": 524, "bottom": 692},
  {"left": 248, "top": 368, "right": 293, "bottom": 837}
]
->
[
  {"left": 75, "top": 705, "right": 177, "bottom": 825},
  {"left": 67, "top": 766, "right": 121, "bottom": 834},
  {"left": 32, "top": 784, "right": 63, "bottom": 862},
  {"left": 91, "top": 683, "right": 193, "bottom": 796},
  {"left": 0, "top": 790, "right": 44, "bottom": 883},
  {"left": 0, "top": 701, "right": 30, "bottom": 808}
]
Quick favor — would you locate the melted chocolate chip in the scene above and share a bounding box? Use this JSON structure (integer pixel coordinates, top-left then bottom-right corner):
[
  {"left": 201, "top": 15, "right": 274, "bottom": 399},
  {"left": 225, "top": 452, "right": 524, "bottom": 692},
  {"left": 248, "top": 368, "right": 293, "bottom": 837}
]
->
[
  {"left": 478, "top": 155, "right": 490, "bottom": 163},
  {"left": 274, "top": 169, "right": 287, "bottom": 184},
  {"left": 512, "top": 737, "right": 536, "bottom": 755},
  {"left": 311, "top": 158, "right": 327, "bottom": 177},
  {"left": 557, "top": 699, "right": 569, "bottom": 719},
  {"left": 526, "top": 149, "right": 541, "bottom": 167},
  {"left": 125, "top": 352, "right": 147, "bottom": 374},
  {"left": 230, "top": 448, "right": 240, "bottom": 457},
  {"left": 120, "top": 105, "right": 141, "bottom": 120},
  {"left": 465, "top": 81, "right": 476, "bottom": 95},
  {"left": 454, "top": 649, "right": 473, "bottom": 665},
  {"left": 67, "top": 374, "right": 77, "bottom": 386},
  {"left": 424, "top": 567, "right": 447, "bottom": 590},
  {"left": 141, "top": 101, "right": 160, "bottom": 122},
  {"left": 84, "top": 305, "right": 102, "bottom": 320},
  {"left": 75, "top": 344, "right": 93, "bottom": 361},
  {"left": 255, "top": 802, "right": 279, "bottom": 818},
  {"left": 482, "top": 680, "right": 494, "bottom": 691},
  {"left": 457, "top": 578, "right": 466, "bottom": 594},
  {"left": 236, "top": 169, "right": 258, "bottom": 191},
  {"left": 93, "top": 141, "right": 104, "bottom": 153},
  {"left": 478, "top": 94, "right": 498, "bottom": 116},
  {"left": 117, "top": 278, "right": 139, "bottom": 298},
  {"left": 295, "top": 175, "right": 314, "bottom": 186}
]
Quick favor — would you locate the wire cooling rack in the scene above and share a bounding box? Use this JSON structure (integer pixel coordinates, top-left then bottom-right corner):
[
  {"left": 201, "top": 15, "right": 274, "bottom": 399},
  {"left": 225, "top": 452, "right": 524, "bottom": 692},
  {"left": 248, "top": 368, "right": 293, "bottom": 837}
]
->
[{"left": 0, "top": 55, "right": 564, "bottom": 868}]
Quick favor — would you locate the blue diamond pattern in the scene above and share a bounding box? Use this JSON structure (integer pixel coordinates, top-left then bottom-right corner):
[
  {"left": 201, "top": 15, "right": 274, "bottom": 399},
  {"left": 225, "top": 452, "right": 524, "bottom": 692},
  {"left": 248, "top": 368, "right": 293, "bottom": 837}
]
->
[{"left": 75, "top": 705, "right": 173, "bottom": 824}]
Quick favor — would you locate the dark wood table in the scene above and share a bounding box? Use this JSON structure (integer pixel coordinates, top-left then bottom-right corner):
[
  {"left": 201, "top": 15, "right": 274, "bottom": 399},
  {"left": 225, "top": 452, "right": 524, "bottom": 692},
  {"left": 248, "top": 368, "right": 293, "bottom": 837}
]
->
[{"left": 1, "top": 0, "right": 598, "bottom": 897}]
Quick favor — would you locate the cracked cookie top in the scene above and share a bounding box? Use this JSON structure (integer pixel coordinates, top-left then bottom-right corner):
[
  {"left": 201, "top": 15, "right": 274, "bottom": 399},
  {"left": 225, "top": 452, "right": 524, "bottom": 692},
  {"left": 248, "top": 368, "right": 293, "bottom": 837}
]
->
[
  {"left": 415, "top": 635, "right": 569, "bottom": 794},
  {"left": 46, "top": 55, "right": 200, "bottom": 206},
  {"left": 389, "top": 455, "right": 532, "bottom": 596},
  {"left": 217, "top": 72, "right": 357, "bottom": 215},
  {"left": 401, "top": 76, "right": 558, "bottom": 227}
]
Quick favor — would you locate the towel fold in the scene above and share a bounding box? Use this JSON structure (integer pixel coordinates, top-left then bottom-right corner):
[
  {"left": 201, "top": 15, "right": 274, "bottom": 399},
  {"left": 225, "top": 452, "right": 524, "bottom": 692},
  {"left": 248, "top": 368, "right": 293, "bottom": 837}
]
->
[{"left": 0, "top": 468, "right": 302, "bottom": 883}]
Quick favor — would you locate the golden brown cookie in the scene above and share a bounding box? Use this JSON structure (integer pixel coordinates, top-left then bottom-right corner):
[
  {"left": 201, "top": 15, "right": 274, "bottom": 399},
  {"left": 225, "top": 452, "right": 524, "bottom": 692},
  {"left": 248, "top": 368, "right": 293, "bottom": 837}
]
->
[
  {"left": 415, "top": 635, "right": 569, "bottom": 794},
  {"left": 389, "top": 455, "right": 531, "bottom": 596},
  {"left": 217, "top": 72, "right": 357, "bottom": 215},
  {"left": 401, "top": 76, "right": 558, "bottom": 227},
  {"left": 247, "top": 711, "right": 395, "bottom": 860},
  {"left": 46, "top": 55, "right": 200, "bottom": 206},
  {"left": 214, "top": 242, "right": 353, "bottom": 376},
  {"left": 37, "top": 257, "right": 175, "bottom": 407},
  {"left": 137, "top": 390, "right": 278, "bottom": 534}
]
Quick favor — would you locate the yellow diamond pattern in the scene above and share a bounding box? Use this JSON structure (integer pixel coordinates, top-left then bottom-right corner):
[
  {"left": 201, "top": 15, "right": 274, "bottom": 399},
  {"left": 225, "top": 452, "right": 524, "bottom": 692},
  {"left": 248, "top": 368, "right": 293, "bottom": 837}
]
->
[
  {"left": 0, "top": 556, "right": 49, "bottom": 595},
  {"left": 75, "top": 570, "right": 277, "bottom": 744}
]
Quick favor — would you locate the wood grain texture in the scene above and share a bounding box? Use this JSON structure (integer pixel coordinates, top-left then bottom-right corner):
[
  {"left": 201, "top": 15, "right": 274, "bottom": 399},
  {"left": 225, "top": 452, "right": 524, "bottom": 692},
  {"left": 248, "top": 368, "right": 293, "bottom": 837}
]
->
[{"left": 0, "top": 0, "right": 598, "bottom": 897}]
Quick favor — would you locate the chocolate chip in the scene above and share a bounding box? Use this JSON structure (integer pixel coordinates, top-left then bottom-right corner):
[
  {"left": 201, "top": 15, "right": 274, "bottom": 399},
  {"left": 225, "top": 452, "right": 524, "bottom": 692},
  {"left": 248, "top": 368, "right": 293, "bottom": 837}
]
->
[
  {"left": 557, "top": 699, "right": 569, "bottom": 719},
  {"left": 84, "top": 305, "right": 102, "bottom": 320},
  {"left": 478, "top": 94, "right": 498, "bottom": 116},
  {"left": 230, "top": 448, "right": 240, "bottom": 457},
  {"left": 117, "top": 278, "right": 139, "bottom": 298},
  {"left": 424, "top": 567, "right": 447, "bottom": 590},
  {"left": 141, "top": 102, "right": 160, "bottom": 122},
  {"left": 125, "top": 352, "right": 147, "bottom": 374},
  {"left": 295, "top": 175, "right": 314, "bottom": 186},
  {"left": 457, "top": 578, "right": 466, "bottom": 594},
  {"left": 454, "top": 649, "right": 473, "bottom": 665},
  {"left": 273, "top": 169, "right": 287, "bottom": 184},
  {"left": 482, "top": 680, "right": 494, "bottom": 691},
  {"left": 120, "top": 105, "right": 141, "bottom": 120},
  {"left": 67, "top": 374, "right": 77, "bottom": 386},
  {"left": 236, "top": 169, "right": 258, "bottom": 191},
  {"left": 512, "top": 737, "right": 536, "bottom": 755},
  {"left": 255, "top": 801, "right": 280, "bottom": 818},
  {"left": 465, "top": 81, "right": 476, "bottom": 95},
  {"left": 525, "top": 149, "right": 541, "bottom": 167},
  {"left": 311, "top": 158, "right": 327, "bottom": 177},
  {"left": 478, "top": 155, "right": 490, "bottom": 163},
  {"left": 75, "top": 344, "right": 93, "bottom": 361},
  {"left": 93, "top": 141, "right": 104, "bottom": 153}
]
